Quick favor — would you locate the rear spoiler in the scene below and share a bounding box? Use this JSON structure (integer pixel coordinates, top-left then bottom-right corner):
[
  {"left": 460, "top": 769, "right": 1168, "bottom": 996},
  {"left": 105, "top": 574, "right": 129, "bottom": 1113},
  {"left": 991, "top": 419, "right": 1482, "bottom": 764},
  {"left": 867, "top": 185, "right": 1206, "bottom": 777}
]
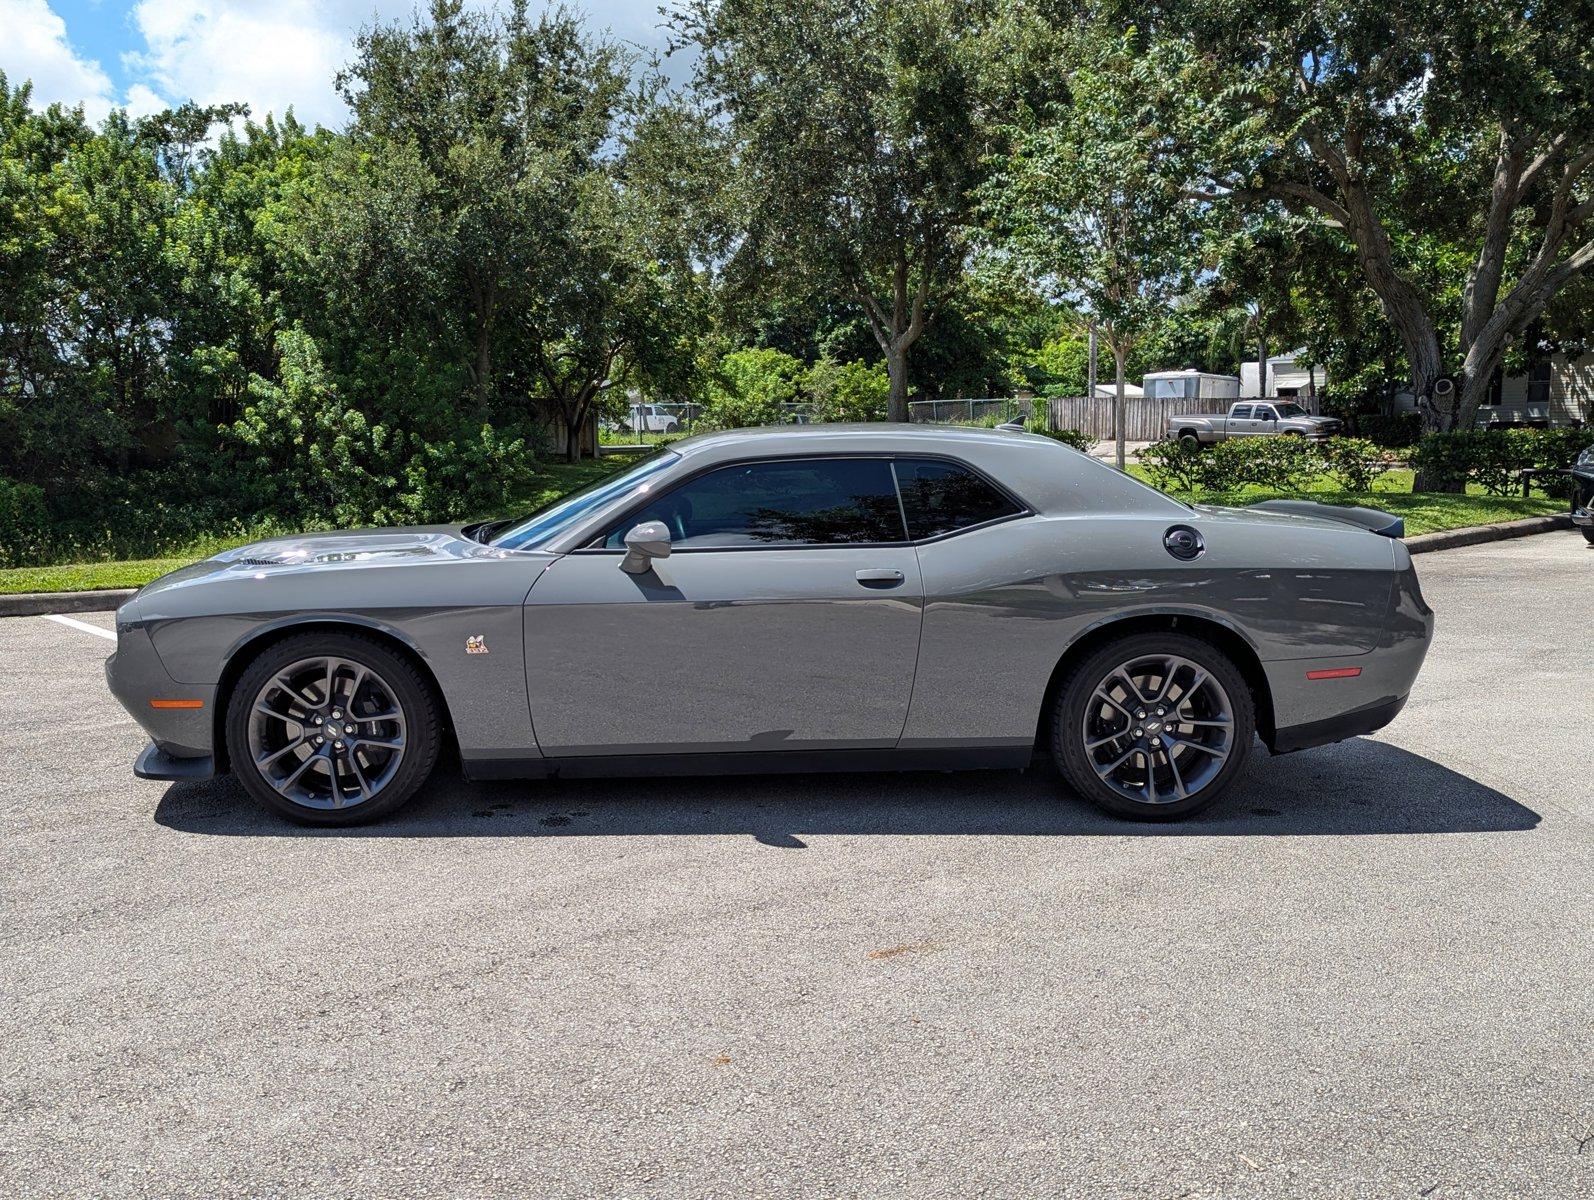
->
[{"left": 1247, "top": 499, "right": 1405, "bottom": 538}]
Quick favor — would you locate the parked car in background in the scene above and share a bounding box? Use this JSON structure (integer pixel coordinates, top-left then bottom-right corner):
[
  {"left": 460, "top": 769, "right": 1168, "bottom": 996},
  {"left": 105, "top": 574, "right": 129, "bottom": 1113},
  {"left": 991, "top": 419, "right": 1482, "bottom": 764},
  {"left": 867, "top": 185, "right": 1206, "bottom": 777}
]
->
[
  {"left": 621, "top": 404, "right": 680, "bottom": 434},
  {"left": 108, "top": 425, "right": 1432, "bottom": 828},
  {"left": 1169, "top": 401, "right": 1342, "bottom": 445},
  {"left": 1572, "top": 444, "right": 1594, "bottom": 544}
]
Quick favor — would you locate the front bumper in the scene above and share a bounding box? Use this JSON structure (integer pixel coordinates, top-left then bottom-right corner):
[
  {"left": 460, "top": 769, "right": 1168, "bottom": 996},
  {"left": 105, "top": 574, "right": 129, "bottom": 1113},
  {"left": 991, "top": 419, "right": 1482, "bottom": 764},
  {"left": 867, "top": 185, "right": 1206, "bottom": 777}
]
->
[
  {"left": 105, "top": 600, "right": 217, "bottom": 761},
  {"left": 135, "top": 742, "right": 216, "bottom": 781}
]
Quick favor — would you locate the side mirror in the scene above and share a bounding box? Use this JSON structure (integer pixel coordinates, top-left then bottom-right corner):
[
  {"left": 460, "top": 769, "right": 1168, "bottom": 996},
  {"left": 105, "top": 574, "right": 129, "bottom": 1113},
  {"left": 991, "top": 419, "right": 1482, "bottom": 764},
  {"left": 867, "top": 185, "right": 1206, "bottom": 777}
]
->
[
  {"left": 1263, "top": 409, "right": 1278, "bottom": 421},
  {"left": 619, "top": 521, "right": 672, "bottom": 574}
]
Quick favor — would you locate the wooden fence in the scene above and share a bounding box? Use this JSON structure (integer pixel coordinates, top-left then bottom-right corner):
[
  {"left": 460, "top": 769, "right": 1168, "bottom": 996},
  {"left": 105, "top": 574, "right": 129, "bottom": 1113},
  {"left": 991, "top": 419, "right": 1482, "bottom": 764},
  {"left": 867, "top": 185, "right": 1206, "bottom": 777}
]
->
[{"left": 1045, "top": 394, "right": 1320, "bottom": 441}]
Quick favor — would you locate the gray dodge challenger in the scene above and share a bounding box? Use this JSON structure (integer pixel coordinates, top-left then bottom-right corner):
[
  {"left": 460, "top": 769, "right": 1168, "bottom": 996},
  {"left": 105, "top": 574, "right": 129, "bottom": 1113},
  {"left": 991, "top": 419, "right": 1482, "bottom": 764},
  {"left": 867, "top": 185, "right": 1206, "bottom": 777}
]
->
[{"left": 107, "top": 425, "right": 1433, "bottom": 825}]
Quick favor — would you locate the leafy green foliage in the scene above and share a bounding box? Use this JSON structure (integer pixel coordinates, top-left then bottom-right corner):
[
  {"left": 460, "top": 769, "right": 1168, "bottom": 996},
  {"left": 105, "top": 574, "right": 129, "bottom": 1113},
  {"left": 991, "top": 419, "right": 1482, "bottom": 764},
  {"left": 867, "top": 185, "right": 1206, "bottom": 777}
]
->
[
  {"left": 1356, "top": 412, "right": 1424, "bottom": 450},
  {"left": 0, "top": 479, "right": 48, "bottom": 569},
  {"left": 1318, "top": 438, "right": 1397, "bottom": 493},
  {"left": 702, "top": 348, "right": 805, "bottom": 428},
  {"left": 1411, "top": 428, "right": 1594, "bottom": 496},
  {"left": 1138, "top": 434, "right": 1387, "bottom": 493},
  {"left": 1024, "top": 423, "right": 1096, "bottom": 454},
  {"left": 809, "top": 360, "right": 890, "bottom": 423},
  {"left": 1135, "top": 439, "right": 1208, "bottom": 493}
]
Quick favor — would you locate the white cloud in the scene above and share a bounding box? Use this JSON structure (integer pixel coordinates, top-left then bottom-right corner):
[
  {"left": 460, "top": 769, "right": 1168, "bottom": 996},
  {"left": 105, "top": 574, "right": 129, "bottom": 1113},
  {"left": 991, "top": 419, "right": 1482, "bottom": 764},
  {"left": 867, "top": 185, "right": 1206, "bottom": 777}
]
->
[
  {"left": 2, "top": 2, "right": 684, "bottom": 130},
  {"left": 0, "top": 0, "right": 119, "bottom": 119},
  {"left": 125, "top": 0, "right": 368, "bottom": 128}
]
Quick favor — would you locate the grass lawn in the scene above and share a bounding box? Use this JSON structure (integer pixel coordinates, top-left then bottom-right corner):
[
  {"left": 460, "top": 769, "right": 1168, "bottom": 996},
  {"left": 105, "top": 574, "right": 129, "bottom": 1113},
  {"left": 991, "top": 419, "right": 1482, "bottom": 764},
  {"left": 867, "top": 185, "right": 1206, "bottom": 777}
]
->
[
  {"left": 0, "top": 455, "right": 642, "bottom": 596},
  {"left": 0, "top": 454, "right": 1566, "bottom": 596},
  {"left": 1122, "top": 466, "right": 1566, "bottom": 536}
]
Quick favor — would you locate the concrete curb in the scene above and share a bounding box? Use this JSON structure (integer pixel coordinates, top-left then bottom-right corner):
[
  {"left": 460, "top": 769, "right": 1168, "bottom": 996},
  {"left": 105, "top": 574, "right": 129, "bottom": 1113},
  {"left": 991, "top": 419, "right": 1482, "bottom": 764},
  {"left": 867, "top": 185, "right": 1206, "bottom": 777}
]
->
[
  {"left": 1404, "top": 512, "right": 1573, "bottom": 554},
  {"left": 0, "top": 589, "right": 135, "bottom": 618}
]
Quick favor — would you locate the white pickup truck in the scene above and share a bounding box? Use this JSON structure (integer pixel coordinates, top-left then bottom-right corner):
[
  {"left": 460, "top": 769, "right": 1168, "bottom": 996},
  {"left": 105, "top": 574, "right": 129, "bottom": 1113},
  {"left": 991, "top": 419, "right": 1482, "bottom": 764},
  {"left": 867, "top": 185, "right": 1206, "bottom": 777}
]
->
[{"left": 1168, "top": 401, "right": 1341, "bottom": 445}]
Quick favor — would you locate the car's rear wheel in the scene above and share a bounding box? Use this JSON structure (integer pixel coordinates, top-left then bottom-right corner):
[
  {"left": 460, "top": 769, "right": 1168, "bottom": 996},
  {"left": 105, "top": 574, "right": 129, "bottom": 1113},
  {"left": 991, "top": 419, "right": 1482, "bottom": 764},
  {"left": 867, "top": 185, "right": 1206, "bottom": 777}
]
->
[
  {"left": 225, "top": 632, "right": 441, "bottom": 826},
  {"left": 1177, "top": 430, "right": 1200, "bottom": 449},
  {"left": 1581, "top": 527, "right": 1594, "bottom": 545},
  {"left": 1051, "top": 632, "right": 1254, "bottom": 821}
]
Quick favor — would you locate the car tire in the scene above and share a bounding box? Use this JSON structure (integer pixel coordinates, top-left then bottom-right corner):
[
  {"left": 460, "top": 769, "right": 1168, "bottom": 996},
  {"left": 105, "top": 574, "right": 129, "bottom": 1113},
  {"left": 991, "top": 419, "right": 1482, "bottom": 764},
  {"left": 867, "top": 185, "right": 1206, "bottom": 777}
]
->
[
  {"left": 1050, "top": 631, "right": 1255, "bottom": 821},
  {"left": 1177, "top": 431, "right": 1200, "bottom": 449},
  {"left": 225, "top": 632, "right": 442, "bottom": 826},
  {"left": 1582, "top": 527, "right": 1594, "bottom": 545}
]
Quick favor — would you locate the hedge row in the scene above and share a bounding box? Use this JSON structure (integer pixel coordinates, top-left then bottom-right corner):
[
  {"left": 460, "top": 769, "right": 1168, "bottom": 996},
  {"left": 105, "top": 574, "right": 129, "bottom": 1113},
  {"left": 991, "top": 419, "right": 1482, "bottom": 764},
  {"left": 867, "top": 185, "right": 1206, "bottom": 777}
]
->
[
  {"left": 1408, "top": 427, "right": 1594, "bottom": 496},
  {"left": 1137, "top": 428, "right": 1594, "bottom": 497},
  {"left": 1136, "top": 436, "right": 1397, "bottom": 494}
]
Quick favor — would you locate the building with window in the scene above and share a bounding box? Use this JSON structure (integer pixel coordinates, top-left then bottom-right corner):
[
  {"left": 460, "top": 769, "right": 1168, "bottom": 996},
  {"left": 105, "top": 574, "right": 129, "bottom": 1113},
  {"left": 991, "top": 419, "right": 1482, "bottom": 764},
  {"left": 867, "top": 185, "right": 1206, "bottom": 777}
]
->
[
  {"left": 1477, "top": 352, "right": 1593, "bottom": 425},
  {"left": 1239, "top": 351, "right": 1326, "bottom": 399}
]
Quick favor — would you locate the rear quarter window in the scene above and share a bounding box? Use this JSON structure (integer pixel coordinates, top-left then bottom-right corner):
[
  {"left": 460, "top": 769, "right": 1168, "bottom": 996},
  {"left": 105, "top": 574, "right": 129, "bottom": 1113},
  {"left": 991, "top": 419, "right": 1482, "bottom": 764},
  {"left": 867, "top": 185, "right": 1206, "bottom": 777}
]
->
[{"left": 893, "top": 458, "right": 1024, "bottom": 540}]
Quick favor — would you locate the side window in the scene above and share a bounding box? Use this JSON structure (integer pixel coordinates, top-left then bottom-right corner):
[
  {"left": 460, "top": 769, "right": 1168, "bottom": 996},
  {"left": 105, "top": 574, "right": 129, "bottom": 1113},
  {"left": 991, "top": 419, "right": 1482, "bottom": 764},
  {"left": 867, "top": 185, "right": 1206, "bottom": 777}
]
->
[
  {"left": 603, "top": 458, "right": 905, "bottom": 548},
  {"left": 893, "top": 458, "right": 1024, "bottom": 540},
  {"left": 1230, "top": 405, "right": 1253, "bottom": 419}
]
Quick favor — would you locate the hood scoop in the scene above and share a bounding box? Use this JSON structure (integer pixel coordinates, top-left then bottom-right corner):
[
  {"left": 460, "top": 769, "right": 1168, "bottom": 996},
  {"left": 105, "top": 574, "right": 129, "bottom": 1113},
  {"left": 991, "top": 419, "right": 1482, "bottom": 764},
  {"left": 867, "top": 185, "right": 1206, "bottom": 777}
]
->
[{"left": 217, "top": 531, "right": 457, "bottom": 568}]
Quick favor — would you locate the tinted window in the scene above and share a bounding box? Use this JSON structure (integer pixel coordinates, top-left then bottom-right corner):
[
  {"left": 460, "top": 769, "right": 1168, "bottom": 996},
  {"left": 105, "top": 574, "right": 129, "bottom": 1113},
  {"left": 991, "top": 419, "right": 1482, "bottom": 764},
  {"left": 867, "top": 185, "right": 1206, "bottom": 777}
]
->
[
  {"left": 603, "top": 458, "right": 904, "bottom": 548},
  {"left": 893, "top": 458, "right": 1023, "bottom": 540},
  {"left": 1230, "top": 405, "right": 1253, "bottom": 419}
]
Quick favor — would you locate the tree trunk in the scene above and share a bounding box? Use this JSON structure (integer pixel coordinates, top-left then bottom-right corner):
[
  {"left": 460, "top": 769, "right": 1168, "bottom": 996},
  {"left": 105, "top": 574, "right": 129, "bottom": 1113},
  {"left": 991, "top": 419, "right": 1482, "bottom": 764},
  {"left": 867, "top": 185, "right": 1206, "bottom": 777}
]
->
[
  {"left": 885, "top": 344, "right": 909, "bottom": 422},
  {"left": 473, "top": 322, "right": 493, "bottom": 419},
  {"left": 1256, "top": 334, "right": 1268, "bottom": 399},
  {"left": 1087, "top": 320, "right": 1097, "bottom": 402},
  {"left": 1113, "top": 349, "right": 1127, "bottom": 471}
]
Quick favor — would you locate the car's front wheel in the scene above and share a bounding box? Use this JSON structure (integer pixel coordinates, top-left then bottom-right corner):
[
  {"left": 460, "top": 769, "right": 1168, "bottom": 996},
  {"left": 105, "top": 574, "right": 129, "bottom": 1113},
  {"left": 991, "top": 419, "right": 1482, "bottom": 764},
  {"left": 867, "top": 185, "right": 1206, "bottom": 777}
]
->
[
  {"left": 225, "top": 632, "right": 441, "bottom": 826},
  {"left": 1051, "top": 632, "right": 1254, "bottom": 821}
]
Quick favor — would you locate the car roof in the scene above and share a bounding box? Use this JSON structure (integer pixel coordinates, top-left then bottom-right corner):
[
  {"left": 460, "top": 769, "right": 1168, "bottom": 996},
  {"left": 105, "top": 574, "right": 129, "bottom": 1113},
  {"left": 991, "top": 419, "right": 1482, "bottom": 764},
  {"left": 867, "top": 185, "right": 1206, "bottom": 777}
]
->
[{"left": 664, "top": 423, "right": 1184, "bottom": 518}]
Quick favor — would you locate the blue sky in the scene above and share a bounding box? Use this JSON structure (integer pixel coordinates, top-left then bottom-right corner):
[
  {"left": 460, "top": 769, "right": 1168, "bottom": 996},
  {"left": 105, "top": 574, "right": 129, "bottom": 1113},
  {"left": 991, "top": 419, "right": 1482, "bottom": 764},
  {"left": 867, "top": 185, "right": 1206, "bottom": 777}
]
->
[{"left": 1, "top": 1, "right": 681, "bottom": 127}]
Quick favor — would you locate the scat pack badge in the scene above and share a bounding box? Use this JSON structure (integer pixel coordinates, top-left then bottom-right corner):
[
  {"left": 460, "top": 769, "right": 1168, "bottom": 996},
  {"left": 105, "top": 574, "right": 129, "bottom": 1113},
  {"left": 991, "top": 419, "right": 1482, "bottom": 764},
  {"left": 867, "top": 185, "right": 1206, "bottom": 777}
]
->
[{"left": 465, "top": 635, "right": 489, "bottom": 655}]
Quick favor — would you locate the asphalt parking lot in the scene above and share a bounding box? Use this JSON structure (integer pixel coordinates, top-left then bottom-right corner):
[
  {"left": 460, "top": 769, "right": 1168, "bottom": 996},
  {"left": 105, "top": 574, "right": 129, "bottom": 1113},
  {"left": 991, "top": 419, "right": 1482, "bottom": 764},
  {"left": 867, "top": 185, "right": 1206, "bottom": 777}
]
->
[{"left": 1, "top": 534, "right": 1590, "bottom": 1199}]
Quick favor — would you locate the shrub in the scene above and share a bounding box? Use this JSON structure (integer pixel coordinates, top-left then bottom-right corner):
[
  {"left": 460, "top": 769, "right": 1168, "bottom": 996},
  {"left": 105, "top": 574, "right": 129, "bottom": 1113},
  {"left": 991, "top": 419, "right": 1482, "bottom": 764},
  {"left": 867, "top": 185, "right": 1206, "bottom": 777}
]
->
[
  {"left": 1356, "top": 411, "right": 1422, "bottom": 449},
  {"left": 0, "top": 478, "right": 50, "bottom": 568},
  {"left": 1318, "top": 437, "right": 1395, "bottom": 492},
  {"left": 1526, "top": 426, "right": 1594, "bottom": 497},
  {"left": 1411, "top": 430, "right": 1535, "bottom": 495},
  {"left": 809, "top": 358, "right": 889, "bottom": 423},
  {"left": 702, "top": 348, "right": 805, "bottom": 428},
  {"left": 1136, "top": 438, "right": 1206, "bottom": 492},
  {"left": 225, "top": 327, "right": 535, "bottom": 527},
  {"left": 1024, "top": 420, "right": 1095, "bottom": 453},
  {"left": 1204, "top": 436, "right": 1323, "bottom": 491}
]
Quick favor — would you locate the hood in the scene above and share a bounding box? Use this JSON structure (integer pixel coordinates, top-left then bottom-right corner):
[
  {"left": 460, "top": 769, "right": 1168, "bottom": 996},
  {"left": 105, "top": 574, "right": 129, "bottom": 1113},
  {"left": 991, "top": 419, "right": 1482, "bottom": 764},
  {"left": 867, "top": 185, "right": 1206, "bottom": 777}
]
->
[
  {"left": 212, "top": 525, "right": 469, "bottom": 566},
  {"left": 136, "top": 525, "right": 515, "bottom": 600}
]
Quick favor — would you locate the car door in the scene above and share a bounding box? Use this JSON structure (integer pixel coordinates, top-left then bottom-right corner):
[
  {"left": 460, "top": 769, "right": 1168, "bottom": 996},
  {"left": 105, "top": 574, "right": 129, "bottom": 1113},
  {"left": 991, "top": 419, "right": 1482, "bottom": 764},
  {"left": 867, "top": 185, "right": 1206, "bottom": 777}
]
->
[
  {"left": 522, "top": 456, "right": 925, "bottom": 757},
  {"left": 1253, "top": 403, "right": 1279, "bottom": 434},
  {"left": 1228, "top": 404, "right": 1255, "bottom": 436}
]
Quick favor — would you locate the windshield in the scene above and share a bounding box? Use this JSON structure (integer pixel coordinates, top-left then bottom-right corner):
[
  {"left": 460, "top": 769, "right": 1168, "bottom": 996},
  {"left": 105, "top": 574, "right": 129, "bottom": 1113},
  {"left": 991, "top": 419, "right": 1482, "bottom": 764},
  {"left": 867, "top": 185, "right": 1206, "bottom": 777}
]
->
[
  {"left": 1272, "top": 403, "right": 1308, "bottom": 419},
  {"left": 490, "top": 450, "right": 679, "bottom": 551}
]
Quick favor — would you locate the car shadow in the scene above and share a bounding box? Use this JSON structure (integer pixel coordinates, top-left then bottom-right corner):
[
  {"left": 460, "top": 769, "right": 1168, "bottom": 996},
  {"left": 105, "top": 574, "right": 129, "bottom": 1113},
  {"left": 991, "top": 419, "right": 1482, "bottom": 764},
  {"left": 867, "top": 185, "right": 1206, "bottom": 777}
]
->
[{"left": 152, "top": 738, "right": 1539, "bottom": 842}]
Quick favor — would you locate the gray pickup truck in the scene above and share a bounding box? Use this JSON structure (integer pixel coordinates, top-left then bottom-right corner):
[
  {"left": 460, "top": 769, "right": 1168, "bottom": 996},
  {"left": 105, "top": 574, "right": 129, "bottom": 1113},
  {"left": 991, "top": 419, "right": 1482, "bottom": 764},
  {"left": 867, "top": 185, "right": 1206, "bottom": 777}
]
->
[{"left": 1168, "top": 401, "right": 1341, "bottom": 445}]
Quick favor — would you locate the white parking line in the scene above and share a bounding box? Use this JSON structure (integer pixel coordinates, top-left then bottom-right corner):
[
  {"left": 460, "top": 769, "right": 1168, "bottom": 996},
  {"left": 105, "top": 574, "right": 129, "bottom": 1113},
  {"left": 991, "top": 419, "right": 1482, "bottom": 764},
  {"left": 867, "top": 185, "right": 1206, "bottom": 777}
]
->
[{"left": 40, "top": 614, "right": 116, "bottom": 641}]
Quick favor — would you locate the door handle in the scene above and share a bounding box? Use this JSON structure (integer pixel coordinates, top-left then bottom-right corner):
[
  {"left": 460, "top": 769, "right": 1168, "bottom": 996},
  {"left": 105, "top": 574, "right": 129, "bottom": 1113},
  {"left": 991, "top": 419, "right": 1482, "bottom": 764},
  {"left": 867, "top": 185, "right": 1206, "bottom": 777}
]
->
[{"left": 855, "top": 568, "right": 905, "bottom": 588}]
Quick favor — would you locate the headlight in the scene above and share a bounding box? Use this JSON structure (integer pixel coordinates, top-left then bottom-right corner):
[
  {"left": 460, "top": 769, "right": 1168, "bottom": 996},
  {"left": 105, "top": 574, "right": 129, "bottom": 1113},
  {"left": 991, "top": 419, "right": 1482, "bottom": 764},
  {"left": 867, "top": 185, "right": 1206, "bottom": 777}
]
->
[{"left": 1578, "top": 444, "right": 1594, "bottom": 467}]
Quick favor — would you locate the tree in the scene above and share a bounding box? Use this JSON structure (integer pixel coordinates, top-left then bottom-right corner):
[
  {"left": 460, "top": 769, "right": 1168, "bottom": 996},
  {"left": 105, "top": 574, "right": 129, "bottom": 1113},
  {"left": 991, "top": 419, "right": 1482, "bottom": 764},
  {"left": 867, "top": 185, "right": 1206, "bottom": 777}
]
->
[
  {"left": 1127, "top": 0, "right": 1594, "bottom": 443},
  {"left": 675, "top": 0, "right": 1041, "bottom": 420},
  {"left": 527, "top": 88, "right": 716, "bottom": 459},
  {"left": 983, "top": 30, "right": 1202, "bottom": 468},
  {"left": 311, "top": 0, "right": 631, "bottom": 422}
]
